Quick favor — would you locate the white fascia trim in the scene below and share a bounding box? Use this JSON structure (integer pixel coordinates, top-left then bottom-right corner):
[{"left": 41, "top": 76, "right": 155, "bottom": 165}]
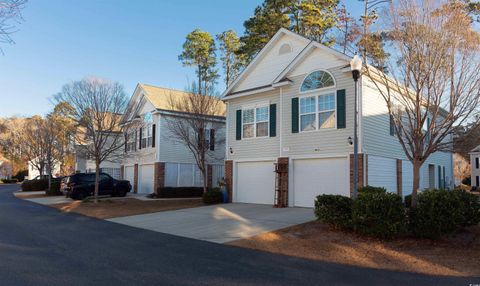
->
[
  {"left": 272, "top": 81, "right": 292, "bottom": 88},
  {"left": 221, "top": 29, "right": 290, "bottom": 98},
  {"left": 151, "top": 110, "right": 226, "bottom": 123},
  {"left": 222, "top": 86, "right": 275, "bottom": 101},
  {"left": 273, "top": 41, "right": 315, "bottom": 84}
]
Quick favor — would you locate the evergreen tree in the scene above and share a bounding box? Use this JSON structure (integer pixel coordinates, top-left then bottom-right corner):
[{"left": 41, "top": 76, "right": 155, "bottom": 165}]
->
[
  {"left": 216, "top": 30, "right": 246, "bottom": 87},
  {"left": 179, "top": 29, "right": 219, "bottom": 96}
]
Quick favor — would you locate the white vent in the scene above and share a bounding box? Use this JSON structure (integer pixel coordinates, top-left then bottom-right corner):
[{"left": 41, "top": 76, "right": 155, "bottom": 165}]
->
[{"left": 279, "top": 43, "right": 292, "bottom": 55}]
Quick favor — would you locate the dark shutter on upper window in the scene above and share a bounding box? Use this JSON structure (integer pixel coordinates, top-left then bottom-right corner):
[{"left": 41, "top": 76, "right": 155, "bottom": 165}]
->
[
  {"left": 134, "top": 130, "right": 137, "bottom": 151},
  {"left": 124, "top": 133, "right": 127, "bottom": 153},
  {"left": 389, "top": 115, "right": 395, "bottom": 136},
  {"left": 152, "top": 124, "right": 156, "bottom": 148},
  {"left": 139, "top": 128, "right": 143, "bottom": 150},
  {"left": 210, "top": 129, "right": 215, "bottom": 151},
  {"left": 269, "top": 104, "right": 276, "bottom": 137},
  {"left": 291, "top": 98, "right": 299, "bottom": 133},
  {"left": 236, "top": 110, "right": 242, "bottom": 140},
  {"left": 336, "top": 89, "right": 346, "bottom": 129},
  {"left": 476, "top": 157, "right": 479, "bottom": 169}
]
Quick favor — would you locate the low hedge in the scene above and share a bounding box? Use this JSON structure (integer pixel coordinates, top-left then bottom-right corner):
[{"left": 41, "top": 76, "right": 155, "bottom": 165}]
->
[
  {"left": 45, "top": 180, "right": 62, "bottom": 196},
  {"left": 202, "top": 188, "right": 222, "bottom": 205},
  {"left": 156, "top": 187, "right": 204, "bottom": 198},
  {"left": 315, "top": 195, "right": 352, "bottom": 229},
  {"left": 408, "top": 189, "right": 466, "bottom": 239},
  {"left": 352, "top": 191, "right": 406, "bottom": 238},
  {"left": 454, "top": 190, "right": 480, "bottom": 227},
  {"left": 358, "top": 185, "right": 387, "bottom": 195},
  {"left": 1, "top": 179, "right": 18, "bottom": 184}
]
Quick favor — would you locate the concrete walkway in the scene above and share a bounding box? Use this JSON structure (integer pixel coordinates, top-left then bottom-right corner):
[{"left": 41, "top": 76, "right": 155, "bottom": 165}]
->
[{"left": 108, "top": 203, "right": 315, "bottom": 243}]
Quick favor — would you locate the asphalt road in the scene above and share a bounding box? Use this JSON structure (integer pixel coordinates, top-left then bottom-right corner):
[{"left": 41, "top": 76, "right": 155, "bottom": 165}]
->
[{"left": 0, "top": 184, "right": 477, "bottom": 286}]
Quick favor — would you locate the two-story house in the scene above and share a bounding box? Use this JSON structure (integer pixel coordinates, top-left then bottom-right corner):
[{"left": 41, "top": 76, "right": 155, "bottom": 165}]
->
[
  {"left": 120, "top": 84, "right": 226, "bottom": 195},
  {"left": 470, "top": 145, "right": 480, "bottom": 189},
  {"left": 222, "top": 28, "right": 453, "bottom": 207}
]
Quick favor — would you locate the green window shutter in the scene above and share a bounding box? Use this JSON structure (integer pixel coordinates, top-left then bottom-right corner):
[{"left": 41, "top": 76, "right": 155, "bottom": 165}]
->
[
  {"left": 336, "top": 89, "right": 346, "bottom": 129},
  {"left": 291, "top": 98, "right": 299, "bottom": 133},
  {"left": 236, "top": 110, "right": 242, "bottom": 140},
  {"left": 269, "top": 104, "right": 276, "bottom": 137}
]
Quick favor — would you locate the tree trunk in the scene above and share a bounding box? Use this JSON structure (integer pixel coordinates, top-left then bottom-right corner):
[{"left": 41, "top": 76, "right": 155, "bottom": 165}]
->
[
  {"left": 411, "top": 160, "right": 421, "bottom": 208},
  {"left": 94, "top": 161, "right": 100, "bottom": 203},
  {"left": 47, "top": 162, "right": 52, "bottom": 192}
]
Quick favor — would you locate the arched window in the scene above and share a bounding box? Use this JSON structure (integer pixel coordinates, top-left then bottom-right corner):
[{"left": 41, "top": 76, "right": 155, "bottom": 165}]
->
[{"left": 300, "top": 70, "right": 335, "bottom": 92}]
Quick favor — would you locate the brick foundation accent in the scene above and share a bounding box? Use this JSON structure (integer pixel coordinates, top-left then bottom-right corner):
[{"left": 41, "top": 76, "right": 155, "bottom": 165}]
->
[
  {"left": 365, "top": 154, "right": 369, "bottom": 186},
  {"left": 207, "top": 165, "right": 213, "bottom": 188},
  {"left": 396, "top": 159, "right": 403, "bottom": 197},
  {"left": 154, "top": 162, "right": 165, "bottom": 196},
  {"left": 225, "top": 160, "right": 233, "bottom": 203},
  {"left": 350, "top": 154, "right": 365, "bottom": 197},
  {"left": 275, "top": 157, "right": 289, "bottom": 208},
  {"left": 133, "top": 164, "right": 138, "bottom": 194},
  {"left": 120, "top": 165, "right": 124, "bottom": 180}
]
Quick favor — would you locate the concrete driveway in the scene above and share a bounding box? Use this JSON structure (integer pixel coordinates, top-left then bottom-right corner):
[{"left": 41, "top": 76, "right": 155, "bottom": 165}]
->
[{"left": 108, "top": 203, "right": 315, "bottom": 243}]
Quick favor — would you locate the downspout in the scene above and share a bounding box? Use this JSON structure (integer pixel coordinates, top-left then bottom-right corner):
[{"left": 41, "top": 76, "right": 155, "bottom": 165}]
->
[{"left": 279, "top": 88, "right": 283, "bottom": 157}]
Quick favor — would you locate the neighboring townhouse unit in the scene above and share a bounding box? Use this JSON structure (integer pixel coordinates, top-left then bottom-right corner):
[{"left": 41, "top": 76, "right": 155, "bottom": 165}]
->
[
  {"left": 470, "top": 145, "right": 480, "bottom": 189},
  {"left": 28, "top": 158, "right": 61, "bottom": 179},
  {"left": 222, "top": 28, "right": 453, "bottom": 208},
  {"left": 120, "top": 84, "right": 226, "bottom": 195},
  {"left": 74, "top": 113, "right": 124, "bottom": 179}
]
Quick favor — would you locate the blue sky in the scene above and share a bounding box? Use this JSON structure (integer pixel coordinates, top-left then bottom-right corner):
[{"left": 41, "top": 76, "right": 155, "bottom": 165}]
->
[{"left": 0, "top": 0, "right": 363, "bottom": 117}]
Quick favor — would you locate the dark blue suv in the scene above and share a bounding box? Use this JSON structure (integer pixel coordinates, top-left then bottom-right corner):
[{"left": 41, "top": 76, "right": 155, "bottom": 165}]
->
[{"left": 61, "top": 173, "right": 131, "bottom": 200}]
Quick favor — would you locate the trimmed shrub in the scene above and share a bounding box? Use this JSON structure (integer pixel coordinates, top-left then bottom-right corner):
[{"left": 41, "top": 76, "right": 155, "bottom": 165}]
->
[
  {"left": 404, "top": 194, "right": 412, "bottom": 208},
  {"left": 462, "top": 176, "right": 471, "bottom": 186},
  {"left": 45, "top": 180, "right": 62, "bottom": 196},
  {"left": 352, "top": 191, "right": 406, "bottom": 238},
  {"left": 453, "top": 190, "right": 480, "bottom": 227},
  {"left": 1, "top": 179, "right": 18, "bottom": 184},
  {"left": 314, "top": 195, "right": 352, "bottom": 229},
  {"left": 30, "top": 179, "right": 49, "bottom": 192},
  {"left": 202, "top": 188, "right": 222, "bottom": 205},
  {"left": 358, "top": 185, "right": 387, "bottom": 195},
  {"left": 409, "top": 189, "right": 465, "bottom": 239},
  {"left": 12, "top": 170, "right": 28, "bottom": 182},
  {"left": 156, "top": 187, "right": 204, "bottom": 198}
]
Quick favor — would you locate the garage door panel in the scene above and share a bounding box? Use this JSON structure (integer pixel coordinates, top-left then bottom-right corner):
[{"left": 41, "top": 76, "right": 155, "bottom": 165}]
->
[
  {"left": 293, "top": 158, "right": 349, "bottom": 208},
  {"left": 139, "top": 164, "right": 154, "bottom": 194},
  {"left": 368, "top": 156, "right": 397, "bottom": 193},
  {"left": 236, "top": 161, "right": 275, "bottom": 205},
  {"left": 125, "top": 166, "right": 134, "bottom": 187}
]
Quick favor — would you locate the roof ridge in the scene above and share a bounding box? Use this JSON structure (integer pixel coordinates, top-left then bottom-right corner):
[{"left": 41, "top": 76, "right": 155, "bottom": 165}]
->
[{"left": 139, "top": 83, "right": 191, "bottom": 95}]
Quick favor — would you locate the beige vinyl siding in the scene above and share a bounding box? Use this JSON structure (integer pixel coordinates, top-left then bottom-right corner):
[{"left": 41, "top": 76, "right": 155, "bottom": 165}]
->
[
  {"left": 281, "top": 66, "right": 355, "bottom": 157},
  {"left": 225, "top": 90, "right": 280, "bottom": 160},
  {"left": 362, "top": 77, "right": 454, "bottom": 189},
  {"left": 158, "top": 115, "right": 225, "bottom": 165},
  {"left": 234, "top": 34, "right": 309, "bottom": 93}
]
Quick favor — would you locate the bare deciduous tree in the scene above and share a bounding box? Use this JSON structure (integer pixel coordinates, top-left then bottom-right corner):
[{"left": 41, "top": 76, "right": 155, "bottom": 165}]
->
[
  {"left": 54, "top": 77, "right": 128, "bottom": 202},
  {"left": 0, "top": 0, "right": 27, "bottom": 51},
  {"left": 364, "top": 0, "right": 480, "bottom": 206},
  {"left": 163, "top": 90, "right": 225, "bottom": 193}
]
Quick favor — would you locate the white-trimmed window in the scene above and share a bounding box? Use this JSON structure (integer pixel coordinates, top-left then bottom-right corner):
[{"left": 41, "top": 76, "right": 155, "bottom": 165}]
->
[
  {"left": 242, "top": 106, "right": 269, "bottom": 138},
  {"left": 126, "top": 132, "right": 136, "bottom": 152},
  {"left": 141, "top": 124, "right": 153, "bottom": 148},
  {"left": 299, "top": 93, "right": 336, "bottom": 132}
]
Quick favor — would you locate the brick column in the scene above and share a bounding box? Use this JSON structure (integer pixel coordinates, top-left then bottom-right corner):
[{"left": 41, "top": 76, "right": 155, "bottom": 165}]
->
[
  {"left": 225, "top": 160, "right": 233, "bottom": 203},
  {"left": 207, "top": 164, "right": 213, "bottom": 189},
  {"left": 154, "top": 162, "right": 165, "bottom": 196},
  {"left": 275, "top": 157, "right": 289, "bottom": 208},
  {"left": 396, "top": 159, "right": 403, "bottom": 197},
  {"left": 350, "top": 154, "right": 365, "bottom": 197},
  {"left": 133, "top": 164, "right": 138, "bottom": 194},
  {"left": 120, "top": 165, "right": 124, "bottom": 180}
]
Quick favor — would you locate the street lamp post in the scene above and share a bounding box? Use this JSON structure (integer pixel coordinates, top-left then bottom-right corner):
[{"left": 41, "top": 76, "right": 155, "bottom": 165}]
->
[{"left": 350, "top": 55, "right": 362, "bottom": 199}]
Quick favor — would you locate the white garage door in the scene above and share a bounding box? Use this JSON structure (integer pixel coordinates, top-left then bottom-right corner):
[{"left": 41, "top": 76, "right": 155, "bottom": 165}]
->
[
  {"left": 368, "top": 155, "right": 397, "bottom": 193},
  {"left": 293, "top": 158, "right": 349, "bottom": 208},
  {"left": 402, "top": 160, "right": 413, "bottom": 197},
  {"left": 138, "top": 164, "right": 154, "bottom": 194},
  {"left": 124, "top": 166, "right": 134, "bottom": 187},
  {"left": 236, "top": 161, "right": 275, "bottom": 205}
]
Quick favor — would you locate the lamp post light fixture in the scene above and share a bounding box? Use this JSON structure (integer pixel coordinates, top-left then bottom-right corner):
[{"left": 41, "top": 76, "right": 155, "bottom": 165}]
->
[{"left": 350, "top": 55, "right": 362, "bottom": 199}]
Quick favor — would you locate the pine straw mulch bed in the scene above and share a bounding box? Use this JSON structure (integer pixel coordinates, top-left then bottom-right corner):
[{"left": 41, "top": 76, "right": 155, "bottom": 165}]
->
[
  {"left": 228, "top": 220, "right": 480, "bottom": 277},
  {"left": 50, "top": 198, "right": 205, "bottom": 219}
]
